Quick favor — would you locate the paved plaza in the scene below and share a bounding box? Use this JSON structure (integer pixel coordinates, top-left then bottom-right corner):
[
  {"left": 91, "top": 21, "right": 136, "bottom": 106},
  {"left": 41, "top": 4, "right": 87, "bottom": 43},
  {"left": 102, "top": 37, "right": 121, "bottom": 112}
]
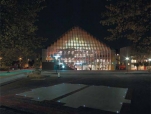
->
[
  {"left": 0, "top": 69, "right": 33, "bottom": 86},
  {"left": 0, "top": 70, "right": 150, "bottom": 114}
]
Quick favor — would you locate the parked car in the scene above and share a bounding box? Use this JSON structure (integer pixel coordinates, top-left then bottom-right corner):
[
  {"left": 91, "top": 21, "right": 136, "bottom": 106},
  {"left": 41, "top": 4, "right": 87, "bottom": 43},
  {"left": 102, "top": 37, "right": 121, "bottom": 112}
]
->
[{"left": 119, "top": 65, "right": 126, "bottom": 70}]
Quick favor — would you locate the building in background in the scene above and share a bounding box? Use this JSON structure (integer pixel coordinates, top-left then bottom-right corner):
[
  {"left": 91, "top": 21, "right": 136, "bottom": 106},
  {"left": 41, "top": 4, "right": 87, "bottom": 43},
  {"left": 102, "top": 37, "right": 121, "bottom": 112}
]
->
[
  {"left": 119, "top": 46, "right": 151, "bottom": 70},
  {"left": 42, "top": 27, "right": 115, "bottom": 70}
]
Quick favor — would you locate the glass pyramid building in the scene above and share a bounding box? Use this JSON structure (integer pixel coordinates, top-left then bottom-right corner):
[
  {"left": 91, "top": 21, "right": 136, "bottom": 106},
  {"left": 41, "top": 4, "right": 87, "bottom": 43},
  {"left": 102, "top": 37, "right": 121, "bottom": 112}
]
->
[{"left": 42, "top": 27, "right": 115, "bottom": 70}]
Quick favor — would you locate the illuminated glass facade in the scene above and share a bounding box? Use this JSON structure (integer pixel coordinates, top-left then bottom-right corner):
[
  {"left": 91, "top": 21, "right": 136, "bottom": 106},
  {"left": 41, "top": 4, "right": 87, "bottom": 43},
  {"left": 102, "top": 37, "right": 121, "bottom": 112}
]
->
[{"left": 43, "top": 27, "right": 114, "bottom": 70}]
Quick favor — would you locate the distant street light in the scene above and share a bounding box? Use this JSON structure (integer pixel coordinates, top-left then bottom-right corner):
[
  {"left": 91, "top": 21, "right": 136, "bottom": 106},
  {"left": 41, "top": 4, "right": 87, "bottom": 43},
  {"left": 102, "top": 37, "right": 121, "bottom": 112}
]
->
[
  {"left": 148, "top": 58, "right": 151, "bottom": 67},
  {"left": 62, "top": 65, "right": 65, "bottom": 69},
  {"left": 148, "top": 59, "right": 151, "bottom": 72},
  {"left": 19, "top": 57, "right": 22, "bottom": 69},
  {"left": 125, "top": 57, "right": 129, "bottom": 72},
  {"left": 0, "top": 57, "right": 2, "bottom": 67},
  {"left": 125, "top": 57, "right": 129, "bottom": 60},
  {"left": 53, "top": 55, "right": 60, "bottom": 73},
  {"left": 19, "top": 57, "right": 22, "bottom": 61}
]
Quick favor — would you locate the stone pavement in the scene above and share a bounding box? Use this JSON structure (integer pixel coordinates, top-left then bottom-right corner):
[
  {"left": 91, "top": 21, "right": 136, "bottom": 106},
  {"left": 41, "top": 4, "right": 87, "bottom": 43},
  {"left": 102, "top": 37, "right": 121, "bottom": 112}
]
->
[
  {"left": 0, "top": 69, "right": 33, "bottom": 76},
  {"left": 0, "top": 69, "right": 33, "bottom": 86},
  {"left": 0, "top": 70, "right": 150, "bottom": 114},
  {"left": 0, "top": 106, "right": 31, "bottom": 114}
]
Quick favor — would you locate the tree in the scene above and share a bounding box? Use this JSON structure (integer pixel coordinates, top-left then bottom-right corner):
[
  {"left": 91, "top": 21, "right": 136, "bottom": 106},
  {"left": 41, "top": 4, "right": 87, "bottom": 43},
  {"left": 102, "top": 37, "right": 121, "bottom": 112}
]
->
[
  {"left": 0, "top": 47, "right": 35, "bottom": 71},
  {"left": 100, "top": 0, "right": 151, "bottom": 52},
  {"left": 0, "top": 0, "right": 47, "bottom": 68},
  {"left": 130, "top": 46, "right": 150, "bottom": 70},
  {"left": 34, "top": 54, "right": 41, "bottom": 73}
]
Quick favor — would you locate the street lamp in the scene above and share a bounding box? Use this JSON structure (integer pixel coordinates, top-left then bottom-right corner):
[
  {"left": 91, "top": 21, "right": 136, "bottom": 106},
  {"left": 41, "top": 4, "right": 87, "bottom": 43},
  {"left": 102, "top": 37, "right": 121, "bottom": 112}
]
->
[
  {"left": 19, "top": 57, "right": 22, "bottom": 61},
  {"left": 19, "top": 57, "right": 22, "bottom": 69},
  {"left": 148, "top": 59, "right": 151, "bottom": 72},
  {"left": 125, "top": 57, "right": 129, "bottom": 72},
  {"left": 0, "top": 57, "right": 2, "bottom": 68},
  {"left": 53, "top": 55, "right": 60, "bottom": 73},
  {"left": 125, "top": 57, "right": 129, "bottom": 60},
  {"left": 27, "top": 59, "right": 30, "bottom": 68}
]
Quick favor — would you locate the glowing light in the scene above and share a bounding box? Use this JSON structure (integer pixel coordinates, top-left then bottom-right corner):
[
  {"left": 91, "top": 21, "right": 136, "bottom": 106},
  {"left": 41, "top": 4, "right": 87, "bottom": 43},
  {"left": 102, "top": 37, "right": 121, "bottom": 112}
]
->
[
  {"left": 45, "top": 27, "right": 112, "bottom": 70},
  {"left": 75, "top": 62, "right": 82, "bottom": 65},
  {"left": 54, "top": 55, "right": 60, "bottom": 59},
  {"left": 125, "top": 57, "right": 129, "bottom": 60},
  {"left": 59, "top": 63, "right": 63, "bottom": 65},
  {"left": 19, "top": 57, "right": 22, "bottom": 60}
]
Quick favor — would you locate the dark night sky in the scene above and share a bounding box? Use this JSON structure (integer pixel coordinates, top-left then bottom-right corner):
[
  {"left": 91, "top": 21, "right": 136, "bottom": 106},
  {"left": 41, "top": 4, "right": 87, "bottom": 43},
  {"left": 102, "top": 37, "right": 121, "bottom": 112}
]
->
[{"left": 36, "top": 0, "right": 130, "bottom": 50}]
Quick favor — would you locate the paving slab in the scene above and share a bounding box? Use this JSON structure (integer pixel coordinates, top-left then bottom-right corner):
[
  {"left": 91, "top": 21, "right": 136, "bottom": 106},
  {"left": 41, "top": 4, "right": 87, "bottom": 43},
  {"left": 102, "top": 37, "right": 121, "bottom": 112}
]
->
[
  {"left": 0, "top": 71, "right": 150, "bottom": 114},
  {"left": 17, "top": 83, "right": 86, "bottom": 101},
  {"left": 16, "top": 83, "right": 131, "bottom": 113},
  {"left": 59, "top": 85, "right": 130, "bottom": 113}
]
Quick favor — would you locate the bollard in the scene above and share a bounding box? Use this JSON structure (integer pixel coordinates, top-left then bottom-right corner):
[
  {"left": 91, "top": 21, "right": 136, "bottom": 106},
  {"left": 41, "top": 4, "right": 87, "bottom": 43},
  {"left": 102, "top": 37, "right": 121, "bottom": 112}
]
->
[{"left": 58, "top": 72, "right": 60, "bottom": 78}]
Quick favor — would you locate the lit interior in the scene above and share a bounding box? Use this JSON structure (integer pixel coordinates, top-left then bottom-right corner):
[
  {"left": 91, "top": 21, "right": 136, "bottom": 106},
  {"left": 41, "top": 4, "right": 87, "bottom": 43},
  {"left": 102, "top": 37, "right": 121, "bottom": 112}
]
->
[{"left": 45, "top": 27, "right": 112, "bottom": 70}]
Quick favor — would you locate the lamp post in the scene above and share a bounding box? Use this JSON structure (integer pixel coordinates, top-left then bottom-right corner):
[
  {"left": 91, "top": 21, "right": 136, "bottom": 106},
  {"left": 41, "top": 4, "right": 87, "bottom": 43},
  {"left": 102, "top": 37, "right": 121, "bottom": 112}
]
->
[
  {"left": 53, "top": 55, "right": 60, "bottom": 73},
  {"left": 0, "top": 57, "right": 2, "bottom": 68},
  {"left": 19, "top": 57, "right": 22, "bottom": 61},
  {"left": 19, "top": 57, "right": 22, "bottom": 69},
  {"left": 125, "top": 57, "right": 129, "bottom": 72},
  {"left": 148, "top": 58, "right": 151, "bottom": 72},
  {"left": 148, "top": 59, "right": 151, "bottom": 65},
  {"left": 27, "top": 59, "right": 30, "bottom": 68}
]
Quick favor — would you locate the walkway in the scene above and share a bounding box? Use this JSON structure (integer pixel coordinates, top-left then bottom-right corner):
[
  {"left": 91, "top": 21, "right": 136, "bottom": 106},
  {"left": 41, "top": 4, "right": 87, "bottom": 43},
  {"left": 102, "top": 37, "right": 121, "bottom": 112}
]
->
[
  {"left": 0, "top": 69, "right": 33, "bottom": 85},
  {"left": 0, "top": 70, "right": 150, "bottom": 114}
]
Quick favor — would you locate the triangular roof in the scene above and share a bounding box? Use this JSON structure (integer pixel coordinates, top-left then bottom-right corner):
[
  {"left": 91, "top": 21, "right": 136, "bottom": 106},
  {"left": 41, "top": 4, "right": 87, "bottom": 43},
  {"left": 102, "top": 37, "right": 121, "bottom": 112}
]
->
[{"left": 48, "top": 26, "right": 111, "bottom": 51}]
